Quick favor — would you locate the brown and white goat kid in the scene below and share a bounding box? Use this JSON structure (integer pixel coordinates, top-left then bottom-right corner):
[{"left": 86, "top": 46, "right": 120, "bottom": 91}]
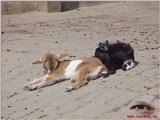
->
[{"left": 23, "top": 52, "right": 109, "bottom": 92}]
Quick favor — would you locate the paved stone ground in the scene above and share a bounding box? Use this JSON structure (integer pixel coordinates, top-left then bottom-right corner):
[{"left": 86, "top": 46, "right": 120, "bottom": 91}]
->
[{"left": 1, "top": 2, "right": 159, "bottom": 120}]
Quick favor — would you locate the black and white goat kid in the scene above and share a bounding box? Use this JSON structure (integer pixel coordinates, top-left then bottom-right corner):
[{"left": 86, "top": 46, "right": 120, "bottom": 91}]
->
[{"left": 95, "top": 40, "right": 136, "bottom": 74}]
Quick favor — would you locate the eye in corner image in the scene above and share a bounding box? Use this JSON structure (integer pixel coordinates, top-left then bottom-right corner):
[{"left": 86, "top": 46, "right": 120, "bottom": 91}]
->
[{"left": 1, "top": 1, "right": 159, "bottom": 120}]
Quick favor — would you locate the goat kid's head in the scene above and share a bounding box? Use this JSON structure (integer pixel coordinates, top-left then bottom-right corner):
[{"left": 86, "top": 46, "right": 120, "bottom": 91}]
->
[
  {"left": 32, "top": 52, "right": 68, "bottom": 74},
  {"left": 99, "top": 40, "right": 109, "bottom": 52}
]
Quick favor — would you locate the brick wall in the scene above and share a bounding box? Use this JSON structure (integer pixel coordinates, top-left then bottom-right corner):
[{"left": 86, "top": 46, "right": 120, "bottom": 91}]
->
[
  {"left": 2, "top": 1, "right": 110, "bottom": 15},
  {"left": 1, "top": 1, "right": 37, "bottom": 14}
]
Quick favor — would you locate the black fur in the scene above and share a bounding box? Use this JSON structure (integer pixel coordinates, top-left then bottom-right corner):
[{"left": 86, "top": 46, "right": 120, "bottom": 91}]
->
[{"left": 95, "top": 40, "right": 135, "bottom": 74}]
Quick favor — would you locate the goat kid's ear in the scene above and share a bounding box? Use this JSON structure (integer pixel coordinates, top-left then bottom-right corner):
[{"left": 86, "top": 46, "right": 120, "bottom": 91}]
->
[
  {"left": 106, "top": 40, "right": 109, "bottom": 44},
  {"left": 116, "top": 40, "right": 120, "bottom": 43},
  {"left": 32, "top": 58, "right": 43, "bottom": 64},
  {"left": 99, "top": 42, "right": 109, "bottom": 52},
  {"left": 55, "top": 53, "right": 68, "bottom": 58}
]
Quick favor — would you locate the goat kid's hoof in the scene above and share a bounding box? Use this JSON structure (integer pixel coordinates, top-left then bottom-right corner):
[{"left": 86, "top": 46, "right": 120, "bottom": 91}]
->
[
  {"left": 23, "top": 84, "right": 30, "bottom": 91},
  {"left": 65, "top": 86, "right": 74, "bottom": 92},
  {"left": 23, "top": 84, "right": 37, "bottom": 91}
]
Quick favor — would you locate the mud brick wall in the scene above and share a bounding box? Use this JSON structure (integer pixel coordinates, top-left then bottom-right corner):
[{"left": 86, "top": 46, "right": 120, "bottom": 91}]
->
[
  {"left": 61, "top": 1, "right": 79, "bottom": 12},
  {"left": 1, "top": 1, "right": 37, "bottom": 15},
  {"left": 38, "top": 1, "right": 61, "bottom": 12},
  {"left": 2, "top": 1, "right": 111, "bottom": 15}
]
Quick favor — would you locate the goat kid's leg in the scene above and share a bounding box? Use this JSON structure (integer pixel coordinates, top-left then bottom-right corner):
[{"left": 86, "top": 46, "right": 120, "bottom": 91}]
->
[
  {"left": 23, "top": 74, "right": 49, "bottom": 91},
  {"left": 101, "top": 66, "right": 109, "bottom": 77},
  {"left": 23, "top": 75, "right": 53, "bottom": 91},
  {"left": 28, "top": 80, "right": 52, "bottom": 91},
  {"left": 30, "top": 74, "right": 49, "bottom": 85},
  {"left": 66, "top": 79, "right": 88, "bottom": 92},
  {"left": 75, "top": 79, "right": 88, "bottom": 90},
  {"left": 33, "top": 76, "right": 66, "bottom": 90},
  {"left": 87, "top": 66, "right": 109, "bottom": 80},
  {"left": 24, "top": 76, "right": 63, "bottom": 91}
]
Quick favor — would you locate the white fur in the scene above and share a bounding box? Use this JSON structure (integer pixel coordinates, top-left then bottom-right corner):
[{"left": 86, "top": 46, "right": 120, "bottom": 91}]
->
[
  {"left": 124, "top": 59, "right": 136, "bottom": 70},
  {"left": 64, "top": 60, "right": 82, "bottom": 78}
]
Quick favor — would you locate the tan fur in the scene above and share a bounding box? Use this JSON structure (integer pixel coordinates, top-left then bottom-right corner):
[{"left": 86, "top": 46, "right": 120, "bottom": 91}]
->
[
  {"left": 32, "top": 52, "right": 68, "bottom": 74},
  {"left": 24, "top": 53, "right": 108, "bottom": 92}
]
